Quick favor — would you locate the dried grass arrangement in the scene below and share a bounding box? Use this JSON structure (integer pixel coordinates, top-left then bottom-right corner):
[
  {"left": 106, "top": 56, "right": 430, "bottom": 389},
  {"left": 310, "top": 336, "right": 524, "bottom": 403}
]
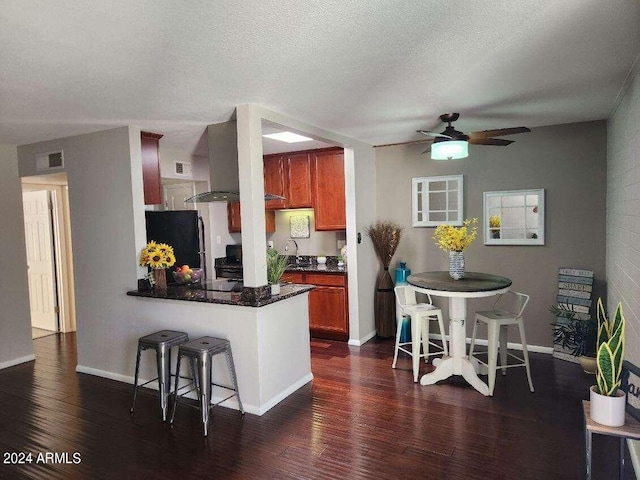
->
[{"left": 365, "top": 221, "right": 403, "bottom": 338}]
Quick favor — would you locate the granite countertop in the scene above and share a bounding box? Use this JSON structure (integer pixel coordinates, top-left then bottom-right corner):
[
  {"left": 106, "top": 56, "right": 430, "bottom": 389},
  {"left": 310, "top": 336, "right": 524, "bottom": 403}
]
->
[{"left": 127, "top": 283, "right": 314, "bottom": 307}]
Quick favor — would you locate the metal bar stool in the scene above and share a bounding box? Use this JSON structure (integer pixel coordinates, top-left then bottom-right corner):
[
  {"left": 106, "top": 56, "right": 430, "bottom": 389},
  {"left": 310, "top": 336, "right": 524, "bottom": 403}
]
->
[
  {"left": 170, "top": 336, "right": 244, "bottom": 436},
  {"left": 130, "top": 330, "right": 190, "bottom": 422}
]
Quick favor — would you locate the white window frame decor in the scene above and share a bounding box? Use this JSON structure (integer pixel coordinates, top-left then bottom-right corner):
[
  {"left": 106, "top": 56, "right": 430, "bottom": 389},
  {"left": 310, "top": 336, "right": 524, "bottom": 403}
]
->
[
  {"left": 412, "top": 174, "right": 463, "bottom": 227},
  {"left": 483, "top": 189, "right": 545, "bottom": 245}
]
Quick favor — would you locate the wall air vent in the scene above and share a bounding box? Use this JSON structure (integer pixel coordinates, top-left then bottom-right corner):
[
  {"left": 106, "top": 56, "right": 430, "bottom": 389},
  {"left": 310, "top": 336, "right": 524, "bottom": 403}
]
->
[
  {"left": 175, "top": 161, "right": 192, "bottom": 176},
  {"left": 35, "top": 151, "right": 64, "bottom": 171}
]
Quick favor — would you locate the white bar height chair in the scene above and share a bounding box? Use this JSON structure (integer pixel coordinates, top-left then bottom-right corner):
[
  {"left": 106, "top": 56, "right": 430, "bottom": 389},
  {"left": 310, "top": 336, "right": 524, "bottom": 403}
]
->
[
  {"left": 469, "top": 291, "right": 534, "bottom": 396},
  {"left": 393, "top": 286, "right": 448, "bottom": 382}
]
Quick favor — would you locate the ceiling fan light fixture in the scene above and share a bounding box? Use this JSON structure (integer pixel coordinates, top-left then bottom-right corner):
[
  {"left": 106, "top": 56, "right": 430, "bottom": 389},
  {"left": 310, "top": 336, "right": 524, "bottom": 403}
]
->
[{"left": 431, "top": 140, "right": 468, "bottom": 160}]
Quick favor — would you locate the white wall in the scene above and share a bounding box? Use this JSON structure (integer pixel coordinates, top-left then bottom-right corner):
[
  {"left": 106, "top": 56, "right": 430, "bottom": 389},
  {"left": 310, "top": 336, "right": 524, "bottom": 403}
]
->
[
  {"left": 18, "top": 127, "right": 148, "bottom": 376},
  {"left": 607, "top": 62, "right": 640, "bottom": 362},
  {"left": 0, "top": 144, "right": 34, "bottom": 369}
]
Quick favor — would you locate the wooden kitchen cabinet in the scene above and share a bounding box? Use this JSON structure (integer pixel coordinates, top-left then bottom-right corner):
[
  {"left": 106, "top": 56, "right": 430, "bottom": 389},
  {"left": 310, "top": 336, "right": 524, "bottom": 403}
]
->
[
  {"left": 281, "top": 270, "right": 348, "bottom": 341},
  {"left": 227, "top": 202, "right": 275, "bottom": 233},
  {"left": 141, "top": 131, "right": 163, "bottom": 205},
  {"left": 263, "top": 155, "right": 287, "bottom": 210},
  {"left": 264, "top": 153, "right": 312, "bottom": 209},
  {"left": 311, "top": 149, "right": 346, "bottom": 231},
  {"left": 285, "top": 153, "right": 312, "bottom": 208}
]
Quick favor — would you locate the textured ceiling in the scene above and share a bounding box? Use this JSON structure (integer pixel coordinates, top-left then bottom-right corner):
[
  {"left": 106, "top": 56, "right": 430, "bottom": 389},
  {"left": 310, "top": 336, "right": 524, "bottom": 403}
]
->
[{"left": 1, "top": 0, "right": 639, "bottom": 155}]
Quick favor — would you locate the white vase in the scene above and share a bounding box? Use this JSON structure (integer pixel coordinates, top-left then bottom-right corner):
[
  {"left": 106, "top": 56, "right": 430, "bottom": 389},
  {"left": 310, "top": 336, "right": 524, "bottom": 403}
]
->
[
  {"left": 448, "top": 251, "right": 465, "bottom": 280},
  {"left": 270, "top": 283, "right": 280, "bottom": 295},
  {"left": 590, "top": 385, "right": 626, "bottom": 427}
]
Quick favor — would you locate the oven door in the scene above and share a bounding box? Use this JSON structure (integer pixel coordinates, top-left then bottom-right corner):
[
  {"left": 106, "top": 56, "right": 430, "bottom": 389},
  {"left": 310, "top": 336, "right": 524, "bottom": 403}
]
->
[{"left": 215, "top": 265, "right": 243, "bottom": 280}]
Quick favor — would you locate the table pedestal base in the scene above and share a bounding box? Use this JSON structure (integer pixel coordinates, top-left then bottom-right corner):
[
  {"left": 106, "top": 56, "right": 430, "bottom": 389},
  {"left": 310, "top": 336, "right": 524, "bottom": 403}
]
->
[{"left": 419, "top": 356, "right": 490, "bottom": 396}]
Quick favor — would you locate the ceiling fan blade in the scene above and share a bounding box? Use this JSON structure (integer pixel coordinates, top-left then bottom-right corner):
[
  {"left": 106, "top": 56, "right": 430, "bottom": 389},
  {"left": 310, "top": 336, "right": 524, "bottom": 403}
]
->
[
  {"left": 374, "top": 138, "right": 434, "bottom": 148},
  {"left": 469, "top": 137, "right": 514, "bottom": 146},
  {"left": 468, "top": 127, "right": 531, "bottom": 139},
  {"left": 421, "top": 146, "right": 432, "bottom": 155},
  {"left": 417, "top": 129, "right": 452, "bottom": 139}
]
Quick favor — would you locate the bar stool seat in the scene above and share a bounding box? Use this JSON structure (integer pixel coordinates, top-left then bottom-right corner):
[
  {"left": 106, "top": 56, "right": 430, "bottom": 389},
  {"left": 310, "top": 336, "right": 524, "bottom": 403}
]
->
[
  {"left": 170, "top": 336, "right": 244, "bottom": 436},
  {"left": 131, "top": 330, "right": 190, "bottom": 422}
]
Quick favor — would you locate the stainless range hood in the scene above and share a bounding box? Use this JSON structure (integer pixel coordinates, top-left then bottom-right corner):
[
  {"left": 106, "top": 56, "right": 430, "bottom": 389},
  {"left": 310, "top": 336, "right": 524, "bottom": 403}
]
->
[{"left": 186, "top": 120, "right": 284, "bottom": 203}]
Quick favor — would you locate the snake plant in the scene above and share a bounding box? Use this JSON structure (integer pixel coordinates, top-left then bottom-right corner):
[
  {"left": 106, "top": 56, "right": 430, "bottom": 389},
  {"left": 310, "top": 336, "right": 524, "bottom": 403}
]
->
[{"left": 595, "top": 299, "right": 625, "bottom": 397}]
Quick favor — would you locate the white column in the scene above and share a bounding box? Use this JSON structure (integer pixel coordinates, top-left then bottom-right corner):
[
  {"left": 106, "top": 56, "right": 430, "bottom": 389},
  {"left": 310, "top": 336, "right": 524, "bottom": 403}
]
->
[
  {"left": 236, "top": 104, "right": 267, "bottom": 287},
  {"left": 448, "top": 296, "right": 467, "bottom": 374}
]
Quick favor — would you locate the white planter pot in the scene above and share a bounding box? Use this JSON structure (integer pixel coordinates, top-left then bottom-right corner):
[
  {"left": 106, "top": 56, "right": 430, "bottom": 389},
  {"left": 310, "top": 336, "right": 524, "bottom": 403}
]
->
[
  {"left": 590, "top": 385, "right": 626, "bottom": 427},
  {"left": 270, "top": 283, "right": 281, "bottom": 296}
]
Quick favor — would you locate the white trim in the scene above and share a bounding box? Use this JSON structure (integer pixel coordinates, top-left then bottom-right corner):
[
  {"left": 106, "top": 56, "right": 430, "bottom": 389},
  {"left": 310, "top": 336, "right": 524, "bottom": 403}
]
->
[
  {"left": 0, "top": 354, "right": 36, "bottom": 370},
  {"left": 349, "top": 329, "right": 377, "bottom": 347},
  {"left": 412, "top": 175, "right": 464, "bottom": 227},
  {"left": 75, "top": 365, "right": 313, "bottom": 417},
  {"left": 427, "top": 333, "right": 554, "bottom": 354},
  {"left": 483, "top": 189, "right": 545, "bottom": 246},
  {"left": 255, "top": 373, "right": 314, "bottom": 416}
]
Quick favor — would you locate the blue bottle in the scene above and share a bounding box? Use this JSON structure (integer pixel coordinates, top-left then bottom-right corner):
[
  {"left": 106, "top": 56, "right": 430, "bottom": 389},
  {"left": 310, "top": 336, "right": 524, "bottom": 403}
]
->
[{"left": 395, "top": 262, "right": 412, "bottom": 343}]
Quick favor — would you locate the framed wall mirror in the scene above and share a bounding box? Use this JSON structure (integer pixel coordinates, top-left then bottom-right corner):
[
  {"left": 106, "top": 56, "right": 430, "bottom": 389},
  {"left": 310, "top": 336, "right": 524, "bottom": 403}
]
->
[
  {"left": 412, "top": 174, "right": 463, "bottom": 227},
  {"left": 483, "top": 189, "right": 545, "bottom": 245}
]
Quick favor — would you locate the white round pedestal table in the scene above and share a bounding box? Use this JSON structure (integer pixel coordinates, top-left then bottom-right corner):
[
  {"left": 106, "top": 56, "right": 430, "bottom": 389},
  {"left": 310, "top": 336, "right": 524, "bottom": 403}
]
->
[{"left": 407, "top": 271, "right": 512, "bottom": 396}]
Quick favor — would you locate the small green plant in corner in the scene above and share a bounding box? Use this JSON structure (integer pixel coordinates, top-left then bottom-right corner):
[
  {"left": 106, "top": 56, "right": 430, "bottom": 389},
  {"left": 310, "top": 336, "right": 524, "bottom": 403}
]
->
[
  {"left": 595, "top": 298, "right": 625, "bottom": 396},
  {"left": 550, "top": 304, "right": 597, "bottom": 357},
  {"left": 266, "top": 249, "right": 288, "bottom": 285}
]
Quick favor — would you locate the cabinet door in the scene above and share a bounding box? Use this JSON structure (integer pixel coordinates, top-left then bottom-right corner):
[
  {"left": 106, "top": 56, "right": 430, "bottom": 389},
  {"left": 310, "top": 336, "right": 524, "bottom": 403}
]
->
[
  {"left": 281, "top": 272, "right": 303, "bottom": 283},
  {"left": 286, "top": 153, "right": 312, "bottom": 208},
  {"left": 141, "top": 132, "right": 163, "bottom": 205},
  {"left": 227, "top": 202, "right": 275, "bottom": 233},
  {"left": 311, "top": 150, "right": 346, "bottom": 230},
  {"left": 308, "top": 286, "right": 348, "bottom": 339},
  {"left": 227, "top": 202, "right": 242, "bottom": 232},
  {"left": 264, "top": 155, "right": 287, "bottom": 210}
]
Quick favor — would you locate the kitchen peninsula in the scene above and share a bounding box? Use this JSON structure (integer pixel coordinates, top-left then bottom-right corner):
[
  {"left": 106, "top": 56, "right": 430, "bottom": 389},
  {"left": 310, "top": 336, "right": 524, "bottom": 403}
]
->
[{"left": 126, "top": 283, "right": 314, "bottom": 416}]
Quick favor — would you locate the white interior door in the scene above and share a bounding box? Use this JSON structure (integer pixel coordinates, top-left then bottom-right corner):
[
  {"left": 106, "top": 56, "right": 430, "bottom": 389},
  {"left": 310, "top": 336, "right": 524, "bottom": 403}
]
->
[
  {"left": 163, "top": 183, "right": 196, "bottom": 210},
  {"left": 22, "top": 190, "right": 58, "bottom": 331}
]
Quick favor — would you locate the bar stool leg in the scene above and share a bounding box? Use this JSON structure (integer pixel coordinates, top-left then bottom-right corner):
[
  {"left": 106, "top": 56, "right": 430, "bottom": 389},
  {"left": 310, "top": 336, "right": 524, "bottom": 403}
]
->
[
  {"left": 198, "top": 353, "right": 212, "bottom": 437},
  {"left": 170, "top": 353, "right": 182, "bottom": 425},
  {"left": 518, "top": 320, "right": 535, "bottom": 392},
  {"left": 392, "top": 315, "right": 403, "bottom": 369},
  {"left": 130, "top": 345, "right": 143, "bottom": 414},
  {"left": 499, "top": 325, "right": 508, "bottom": 376},
  {"left": 156, "top": 345, "right": 171, "bottom": 422},
  {"left": 225, "top": 345, "right": 244, "bottom": 414}
]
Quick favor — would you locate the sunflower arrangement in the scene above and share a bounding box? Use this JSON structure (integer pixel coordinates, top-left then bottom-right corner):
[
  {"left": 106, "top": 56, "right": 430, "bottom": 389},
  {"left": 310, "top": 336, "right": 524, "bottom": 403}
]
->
[
  {"left": 139, "top": 241, "right": 176, "bottom": 269},
  {"left": 433, "top": 218, "right": 478, "bottom": 252}
]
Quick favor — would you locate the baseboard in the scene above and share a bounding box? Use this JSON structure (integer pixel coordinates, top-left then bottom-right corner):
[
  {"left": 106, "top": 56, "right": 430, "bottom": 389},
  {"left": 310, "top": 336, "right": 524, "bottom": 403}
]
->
[
  {"left": 0, "top": 354, "right": 36, "bottom": 371},
  {"left": 76, "top": 365, "right": 313, "bottom": 417},
  {"left": 427, "top": 333, "right": 554, "bottom": 354},
  {"left": 255, "top": 373, "right": 314, "bottom": 416},
  {"left": 348, "top": 329, "right": 377, "bottom": 347}
]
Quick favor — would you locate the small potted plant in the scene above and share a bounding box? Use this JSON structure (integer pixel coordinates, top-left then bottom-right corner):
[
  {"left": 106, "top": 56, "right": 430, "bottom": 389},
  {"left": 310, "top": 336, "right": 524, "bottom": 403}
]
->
[
  {"left": 266, "top": 249, "right": 288, "bottom": 295},
  {"left": 550, "top": 305, "right": 598, "bottom": 373},
  {"left": 590, "top": 299, "right": 626, "bottom": 426}
]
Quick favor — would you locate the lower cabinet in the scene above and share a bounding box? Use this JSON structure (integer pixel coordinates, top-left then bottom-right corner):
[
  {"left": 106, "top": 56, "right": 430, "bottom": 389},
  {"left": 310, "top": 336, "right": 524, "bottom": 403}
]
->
[{"left": 281, "top": 271, "right": 348, "bottom": 341}]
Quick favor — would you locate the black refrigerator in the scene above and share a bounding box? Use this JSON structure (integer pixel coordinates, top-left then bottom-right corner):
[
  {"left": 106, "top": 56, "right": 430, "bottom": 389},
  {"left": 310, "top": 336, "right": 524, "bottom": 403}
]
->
[{"left": 145, "top": 211, "right": 201, "bottom": 271}]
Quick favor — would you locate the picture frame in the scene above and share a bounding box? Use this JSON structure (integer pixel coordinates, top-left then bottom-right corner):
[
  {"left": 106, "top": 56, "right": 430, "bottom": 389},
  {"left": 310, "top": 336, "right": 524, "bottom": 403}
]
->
[
  {"left": 412, "top": 174, "right": 463, "bottom": 227},
  {"left": 622, "top": 360, "right": 640, "bottom": 421},
  {"left": 483, "top": 189, "right": 545, "bottom": 245}
]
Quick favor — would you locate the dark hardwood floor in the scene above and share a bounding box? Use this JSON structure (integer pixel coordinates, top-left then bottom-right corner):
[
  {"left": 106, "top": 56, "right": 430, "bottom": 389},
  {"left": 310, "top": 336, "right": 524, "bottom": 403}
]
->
[{"left": 0, "top": 333, "right": 629, "bottom": 479}]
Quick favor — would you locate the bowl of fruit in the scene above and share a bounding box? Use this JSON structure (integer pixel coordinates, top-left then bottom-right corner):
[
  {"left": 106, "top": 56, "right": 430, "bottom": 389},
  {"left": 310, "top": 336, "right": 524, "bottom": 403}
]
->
[{"left": 173, "top": 265, "right": 203, "bottom": 286}]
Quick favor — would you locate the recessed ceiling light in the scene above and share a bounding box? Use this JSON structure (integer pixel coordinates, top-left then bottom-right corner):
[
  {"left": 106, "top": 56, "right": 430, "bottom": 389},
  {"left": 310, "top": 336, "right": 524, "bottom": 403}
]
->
[{"left": 262, "top": 131, "right": 313, "bottom": 143}]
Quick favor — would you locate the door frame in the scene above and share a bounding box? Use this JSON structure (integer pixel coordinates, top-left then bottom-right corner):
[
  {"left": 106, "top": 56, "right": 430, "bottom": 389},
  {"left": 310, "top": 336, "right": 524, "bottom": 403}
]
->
[{"left": 22, "top": 176, "right": 76, "bottom": 333}]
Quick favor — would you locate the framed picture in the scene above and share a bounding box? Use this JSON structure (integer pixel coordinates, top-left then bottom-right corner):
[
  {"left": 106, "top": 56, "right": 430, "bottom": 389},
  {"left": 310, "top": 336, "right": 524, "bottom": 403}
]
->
[
  {"left": 290, "top": 215, "right": 310, "bottom": 238},
  {"left": 483, "top": 189, "right": 545, "bottom": 245},
  {"left": 412, "top": 175, "right": 463, "bottom": 227},
  {"left": 622, "top": 360, "right": 640, "bottom": 421}
]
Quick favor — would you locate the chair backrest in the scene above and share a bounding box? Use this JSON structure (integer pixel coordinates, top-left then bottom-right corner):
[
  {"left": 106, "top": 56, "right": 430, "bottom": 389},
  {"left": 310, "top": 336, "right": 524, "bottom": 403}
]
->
[
  {"left": 492, "top": 291, "right": 530, "bottom": 318},
  {"left": 394, "top": 286, "right": 432, "bottom": 308}
]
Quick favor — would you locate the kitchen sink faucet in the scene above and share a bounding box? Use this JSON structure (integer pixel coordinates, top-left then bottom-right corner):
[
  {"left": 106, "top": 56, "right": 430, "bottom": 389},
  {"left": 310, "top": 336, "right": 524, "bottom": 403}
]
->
[{"left": 284, "top": 238, "right": 302, "bottom": 264}]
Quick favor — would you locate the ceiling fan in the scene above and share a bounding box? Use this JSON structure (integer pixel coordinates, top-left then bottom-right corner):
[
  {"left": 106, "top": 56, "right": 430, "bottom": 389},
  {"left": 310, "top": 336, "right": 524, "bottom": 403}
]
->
[{"left": 374, "top": 113, "right": 531, "bottom": 160}]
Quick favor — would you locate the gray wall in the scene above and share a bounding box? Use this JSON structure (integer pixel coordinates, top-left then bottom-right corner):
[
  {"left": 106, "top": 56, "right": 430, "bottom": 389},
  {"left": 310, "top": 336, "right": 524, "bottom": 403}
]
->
[
  {"left": 375, "top": 121, "right": 607, "bottom": 348},
  {"left": 268, "top": 209, "right": 345, "bottom": 256},
  {"left": 607, "top": 63, "right": 640, "bottom": 365},
  {"left": 0, "top": 144, "right": 34, "bottom": 368}
]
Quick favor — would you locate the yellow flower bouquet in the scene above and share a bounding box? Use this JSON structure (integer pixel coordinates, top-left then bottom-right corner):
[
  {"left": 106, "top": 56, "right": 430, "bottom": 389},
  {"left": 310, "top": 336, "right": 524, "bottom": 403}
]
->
[
  {"left": 139, "top": 241, "right": 176, "bottom": 290},
  {"left": 433, "top": 218, "right": 478, "bottom": 252},
  {"left": 139, "top": 241, "right": 176, "bottom": 269}
]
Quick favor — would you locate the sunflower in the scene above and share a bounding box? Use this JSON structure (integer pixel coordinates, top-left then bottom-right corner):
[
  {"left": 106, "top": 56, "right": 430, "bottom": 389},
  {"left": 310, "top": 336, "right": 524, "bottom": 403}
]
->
[
  {"left": 147, "top": 251, "right": 166, "bottom": 269},
  {"left": 164, "top": 252, "right": 176, "bottom": 267}
]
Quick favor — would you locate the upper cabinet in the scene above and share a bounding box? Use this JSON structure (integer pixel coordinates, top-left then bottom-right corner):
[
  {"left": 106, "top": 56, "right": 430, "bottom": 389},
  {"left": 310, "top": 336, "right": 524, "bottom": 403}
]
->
[
  {"left": 311, "top": 149, "right": 346, "bottom": 231},
  {"left": 227, "top": 202, "right": 275, "bottom": 233},
  {"left": 263, "top": 155, "right": 287, "bottom": 210},
  {"left": 264, "top": 153, "right": 313, "bottom": 210},
  {"left": 141, "top": 131, "right": 163, "bottom": 205}
]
